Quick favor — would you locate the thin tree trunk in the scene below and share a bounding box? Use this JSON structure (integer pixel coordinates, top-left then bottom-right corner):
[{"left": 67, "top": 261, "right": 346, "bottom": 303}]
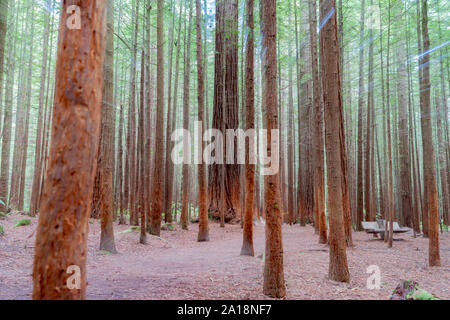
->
[
  {"left": 149, "top": 0, "right": 166, "bottom": 236},
  {"left": 164, "top": 0, "right": 176, "bottom": 224},
  {"left": 30, "top": 0, "right": 51, "bottom": 216},
  {"left": 397, "top": 40, "right": 413, "bottom": 229},
  {"left": 435, "top": 91, "right": 449, "bottom": 227},
  {"left": 420, "top": 0, "right": 440, "bottom": 266},
  {"left": 181, "top": 0, "right": 193, "bottom": 231},
  {"left": 196, "top": 0, "right": 209, "bottom": 242},
  {"left": 241, "top": 0, "right": 255, "bottom": 256},
  {"left": 0, "top": 0, "right": 8, "bottom": 137},
  {"left": 294, "top": 2, "right": 305, "bottom": 226},
  {"left": 0, "top": 1, "right": 17, "bottom": 213},
  {"left": 309, "top": 0, "right": 327, "bottom": 243},
  {"left": 98, "top": 0, "right": 117, "bottom": 252},
  {"left": 138, "top": 49, "right": 147, "bottom": 245},
  {"left": 356, "top": 0, "right": 365, "bottom": 231}
]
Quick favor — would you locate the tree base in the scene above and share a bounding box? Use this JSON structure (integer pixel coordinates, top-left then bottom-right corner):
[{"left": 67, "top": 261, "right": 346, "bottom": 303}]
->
[
  {"left": 197, "top": 231, "right": 210, "bottom": 242},
  {"left": 240, "top": 241, "right": 254, "bottom": 256},
  {"left": 99, "top": 240, "right": 117, "bottom": 254},
  {"left": 139, "top": 234, "right": 147, "bottom": 245},
  {"left": 149, "top": 224, "right": 161, "bottom": 237}
]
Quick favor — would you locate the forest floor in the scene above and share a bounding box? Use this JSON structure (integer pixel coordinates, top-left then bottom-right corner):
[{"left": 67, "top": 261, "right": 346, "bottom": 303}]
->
[{"left": 1, "top": 212, "right": 449, "bottom": 300}]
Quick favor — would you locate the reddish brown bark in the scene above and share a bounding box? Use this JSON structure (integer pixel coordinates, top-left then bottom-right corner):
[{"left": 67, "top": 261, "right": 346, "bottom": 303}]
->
[
  {"left": 435, "top": 92, "right": 449, "bottom": 227},
  {"left": 309, "top": 0, "right": 327, "bottom": 244},
  {"left": 294, "top": 3, "right": 305, "bottom": 226},
  {"left": 32, "top": 0, "right": 106, "bottom": 299},
  {"left": 126, "top": 1, "right": 139, "bottom": 226},
  {"left": 138, "top": 49, "right": 147, "bottom": 245},
  {"left": 397, "top": 41, "right": 413, "bottom": 229},
  {"left": 319, "top": 0, "right": 350, "bottom": 283},
  {"left": 117, "top": 103, "right": 126, "bottom": 225},
  {"left": 241, "top": 0, "right": 255, "bottom": 256},
  {"left": 99, "top": 0, "right": 117, "bottom": 252},
  {"left": 420, "top": 0, "right": 440, "bottom": 266},
  {"left": 286, "top": 1, "right": 294, "bottom": 226},
  {"left": 163, "top": 0, "right": 176, "bottom": 224},
  {"left": 223, "top": 0, "right": 240, "bottom": 222},
  {"left": 356, "top": 0, "right": 365, "bottom": 231},
  {"left": 196, "top": 0, "right": 209, "bottom": 242},
  {"left": 261, "top": 0, "right": 286, "bottom": 299},
  {"left": 208, "top": 0, "right": 224, "bottom": 220},
  {"left": 149, "top": 0, "right": 166, "bottom": 236},
  {"left": 180, "top": 0, "right": 193, "bottom": 231}
]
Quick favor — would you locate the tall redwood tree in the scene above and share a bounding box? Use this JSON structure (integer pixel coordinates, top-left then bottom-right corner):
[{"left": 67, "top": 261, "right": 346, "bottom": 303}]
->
[
  {"left": 32, "top": 0, "right": 107, "bottom": 299},
  {"left": 319, "top": 0, "right": 350, "bottom": 283},
  {"left": 261, "top": 0, "right": 286, "bottom": 298}
]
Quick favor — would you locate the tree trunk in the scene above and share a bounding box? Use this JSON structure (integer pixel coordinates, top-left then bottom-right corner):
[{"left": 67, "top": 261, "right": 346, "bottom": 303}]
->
[
  {"left": 241, "top": 0, "right": 255, "bottom": 256},
  {"left": 319, "top": 0, "right": 350, "bottom": 283},
  {"left": 0, "top": 0, "right": 8, "bottom": 137},
  {"left": 420, "top": 0, "right": 440, "bottom": 266},
  {"left": 208, "top": 0, "right": 225, "bottom": 221},
  {"left": 223, "top": 0, "right": 240, "bottom": 222},
  {"left": 196, "top": 0, "right": 209, "bottom": 242},
  {"left": 149, "top": 0, "right": 166, "bottom": 236},
  {"left": 98, "top": 0, "right": 117, "bottom": 252},
  {"left": 294, "top": 2, "right": 305, "bottom": 226},
  {"left": 32, "top": 0, "right": 106, "bottom": 299},
  {"left": 0, "top": 0, "right": 16, "bottom": 214},
  {"left": 138, "top": 49, "right": 147, "bottom": 245},
  {"left": 261, "top": 0, "right": 286, "bottom": 299},
  {"left": 397, "top": 40, "right": 413, "bottom": 229},
  {"left": 435, "top": 91, "right": 449, "bottom": 227},
  {"left": 164, "top": 0, "right": 176, "bottom": 224},
  {"left": 181, "top": 0, "right": 193, "bottom": 231},
  {"left": 356, "top": 0, "right": 365, "bottom": 231},
  {"left": 30, "top": 0, "right": 51, "bottom": 216},
  {"left": 309, "top": 0, "right": 327, "bottom": 243}
]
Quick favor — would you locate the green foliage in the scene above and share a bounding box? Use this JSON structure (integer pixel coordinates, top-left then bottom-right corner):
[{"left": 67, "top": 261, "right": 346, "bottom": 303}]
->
[
  {"left": 15, "top": 219, "right": 31, "bottom": 227},
  {"left": 118, "top": 226, "right": 140, "bottom": 234},
  {"left": 0, "top": 225, "right": 4, "bottom": 236},
  {"left": 408, "top": 288, "right": 439, "bottom": 300}
]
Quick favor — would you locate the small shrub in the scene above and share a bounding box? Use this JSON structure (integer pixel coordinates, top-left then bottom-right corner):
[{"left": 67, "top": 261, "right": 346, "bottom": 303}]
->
[
  {"left": 0, "top": 225, "right": 4, "bottom": 236},
  {"left": 411, "top": 289, "right": 439, "bottom": 300},
  {"left": 15, "top": 219, "right": 31, "bottom": 227}
]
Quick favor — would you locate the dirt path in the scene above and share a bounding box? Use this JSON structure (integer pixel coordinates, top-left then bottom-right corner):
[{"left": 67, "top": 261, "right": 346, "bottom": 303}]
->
[{"left": 1, "top": 213, "right": 449, "bottom": 299}]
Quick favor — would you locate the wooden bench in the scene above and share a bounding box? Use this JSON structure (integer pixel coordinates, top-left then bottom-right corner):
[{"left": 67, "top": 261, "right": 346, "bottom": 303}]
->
[
  {"left": 362, "top": 220, "right": 410, "bottom": 240},
  {"left": 378, "top": 220, "right": 410, "bottom": 233},
  {"left": 362, "top": 221, "right": 385, "bottom": 238}
]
